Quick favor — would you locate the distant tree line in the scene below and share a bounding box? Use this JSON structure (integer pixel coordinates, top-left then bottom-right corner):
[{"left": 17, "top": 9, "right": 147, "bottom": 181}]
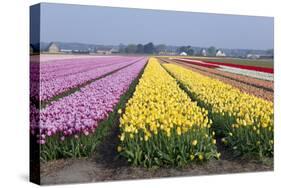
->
[
  {"left": 119, "top": 42, "right": 168, "bottom": 54},
  {"left": 118, "top": 42, "right": 220, "bottom": 56},
  {"left": 207, "top": 46, "right": 217, "bottom": 56},
  {"left": 116, "top": 43, "right": 274, "bottom": 58}
]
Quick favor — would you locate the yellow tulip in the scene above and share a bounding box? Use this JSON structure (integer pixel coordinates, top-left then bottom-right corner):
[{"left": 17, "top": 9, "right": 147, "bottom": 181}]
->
[
  {"left": 192, "top": 140, "right": 198, "bottom": 146},
  {"left": 117, "top": 146, "right": 122, "bottom": 152}
]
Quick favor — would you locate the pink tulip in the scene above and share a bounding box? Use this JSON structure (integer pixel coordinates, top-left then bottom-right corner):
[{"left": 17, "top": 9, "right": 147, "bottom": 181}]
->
[{"left": 34, "top": 57, "right": 147, "bottom": 143}]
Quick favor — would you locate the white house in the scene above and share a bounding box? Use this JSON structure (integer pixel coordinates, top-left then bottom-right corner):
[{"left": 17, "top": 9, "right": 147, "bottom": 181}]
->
[
  {"left": 216, "top": 49, "right": 226, "bottom": 57},
  {"left": 180, "top": 52, "right": 187, "bottom": 56},
  {"left": 201, "top": 49, "right": 207, "bottom": 56}
]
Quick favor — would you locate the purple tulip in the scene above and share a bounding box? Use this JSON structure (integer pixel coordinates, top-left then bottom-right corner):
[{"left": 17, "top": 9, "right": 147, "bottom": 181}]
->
[
  {"left": 47, "top": 131, "right": 52, "bottom": 136},
  {"left": 60, "top": 136, "right": 65, "bottom": 141},
  {"left": 31, "top": 57, "right": 147, "bottom": 144},
  {"left": 31, "top": 57, "right": 145, "bottom": 101}
]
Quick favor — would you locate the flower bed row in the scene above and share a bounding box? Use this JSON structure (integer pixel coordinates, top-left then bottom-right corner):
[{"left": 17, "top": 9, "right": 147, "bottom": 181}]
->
[
  {"left": 168, "top": 58, "right": 273, "bottom": 91},
  {"left": 174, "top": 58, "right": 274, "bottom": 81},
  {"left": 31, "top": 59, "right": 147, "bottom": 160},
  {"left": 204, "top": 60, "right": 274, "bottom": 73},
  {"left": 118, "top": 58, "right": 219, "bottom": 167},
  {"left": 39, "top": 59, "right": 122, "bottom": 81},
  {"left": 30, "top": 54, "right": 112, "bottom": 63},
  {"left": 163, "top": 63, "right": 274, "bottom": 158},
  {"left": 34, "top": 56, "right": 136, "bottom": 78},
  {"left": 30, "top": 57, "right": 127, "bottom": 83},
  {"left": 174, "top": 58, "right": 220, "bottom": 69},
  {"left": 217, "top": 65, "right": 273, "bottom": 81},
  {"left": 31, "top": 57, "right": 144, "bottom": 102},
  {"left": 168, "top": 60, "right": 273, "bottom": 101}
]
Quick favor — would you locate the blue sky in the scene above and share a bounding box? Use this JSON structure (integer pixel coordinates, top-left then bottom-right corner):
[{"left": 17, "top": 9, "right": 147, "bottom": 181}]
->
[{"left": 36, "top": 3, "right": 274, "bottom": 50}]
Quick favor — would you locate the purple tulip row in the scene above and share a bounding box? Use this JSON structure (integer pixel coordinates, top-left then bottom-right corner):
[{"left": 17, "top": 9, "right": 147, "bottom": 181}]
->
[
  {"left": 30, "top": 56, "right": 136, "bottom": 77},
  {"left": 40, "top": 60, "right": 121, "bottom": 81},
  {"left": 31, "top": 57, "right": 144, "bottom": 101},
  {"left": 31, "top": 58, "right": 147, "bottom": 144},
  {"left": 30, "top": 57, "right": 137, "bottom": 83}
]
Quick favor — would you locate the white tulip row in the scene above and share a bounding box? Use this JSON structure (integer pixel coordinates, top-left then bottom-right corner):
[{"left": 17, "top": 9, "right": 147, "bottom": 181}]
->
[{"left": 217, "top": 65, "right": 274, "bottom": 81}]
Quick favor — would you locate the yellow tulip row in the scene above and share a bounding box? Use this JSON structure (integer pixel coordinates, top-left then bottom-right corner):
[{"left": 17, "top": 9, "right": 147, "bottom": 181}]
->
[
  {"left": 163, "top": 63, "right": 273, "bottom": 157},
  {"left": 118, "top": 58, "right": 218, "bottom": 167}
]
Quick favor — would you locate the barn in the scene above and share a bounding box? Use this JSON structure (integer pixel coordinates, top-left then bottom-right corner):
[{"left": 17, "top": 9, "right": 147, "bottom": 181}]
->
[
  {"left": 47, "top": 42, "right": 60, "bottom": 53},
  {"left": 216, "top": 49, "right": 226, "bottom": 57}
]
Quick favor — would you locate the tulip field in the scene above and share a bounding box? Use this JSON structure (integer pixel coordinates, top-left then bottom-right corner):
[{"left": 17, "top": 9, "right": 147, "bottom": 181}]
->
[
  {"left": 31, "top": 55, "right": 274, "bottom": 167},
  {"left": 118, "top": 58, "right": 218, "bottom": 167},
  {"left": 163, "top": 63, "right": 273, "bottom": 158}
]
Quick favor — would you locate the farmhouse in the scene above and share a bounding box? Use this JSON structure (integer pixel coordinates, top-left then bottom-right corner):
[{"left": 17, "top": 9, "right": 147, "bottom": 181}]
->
[
  {"left": 180, "top": 52, "right": 187, "bottom": 56},
  {"left": 200, "top": 49, "right": 207, "bottom": 56},
  {"left": 47, "top": 42, "right": 60, "bottom": 53},
  {"left": 216, "top": 49, "right": 226, "bottom": 57}
]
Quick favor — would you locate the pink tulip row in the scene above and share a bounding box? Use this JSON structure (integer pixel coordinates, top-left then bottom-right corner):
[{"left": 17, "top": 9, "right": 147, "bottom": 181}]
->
[
  {"left": 31, "top": 57, "right": 137, "bottom": 83},
  {"left": 30, "top": 54, "right": 118, "bottom": 63},
  {"left": 40, "top": 60, "right": 119, "bottom": 81},
  {"left": 31, "top": 56, "right": 136, "bottom": 76},
  {"left": 31, "top": 58, "right": 147, "bottom": 144},
  {"left": 31, "top": 57, "right": 144, "bottom": 101}
]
